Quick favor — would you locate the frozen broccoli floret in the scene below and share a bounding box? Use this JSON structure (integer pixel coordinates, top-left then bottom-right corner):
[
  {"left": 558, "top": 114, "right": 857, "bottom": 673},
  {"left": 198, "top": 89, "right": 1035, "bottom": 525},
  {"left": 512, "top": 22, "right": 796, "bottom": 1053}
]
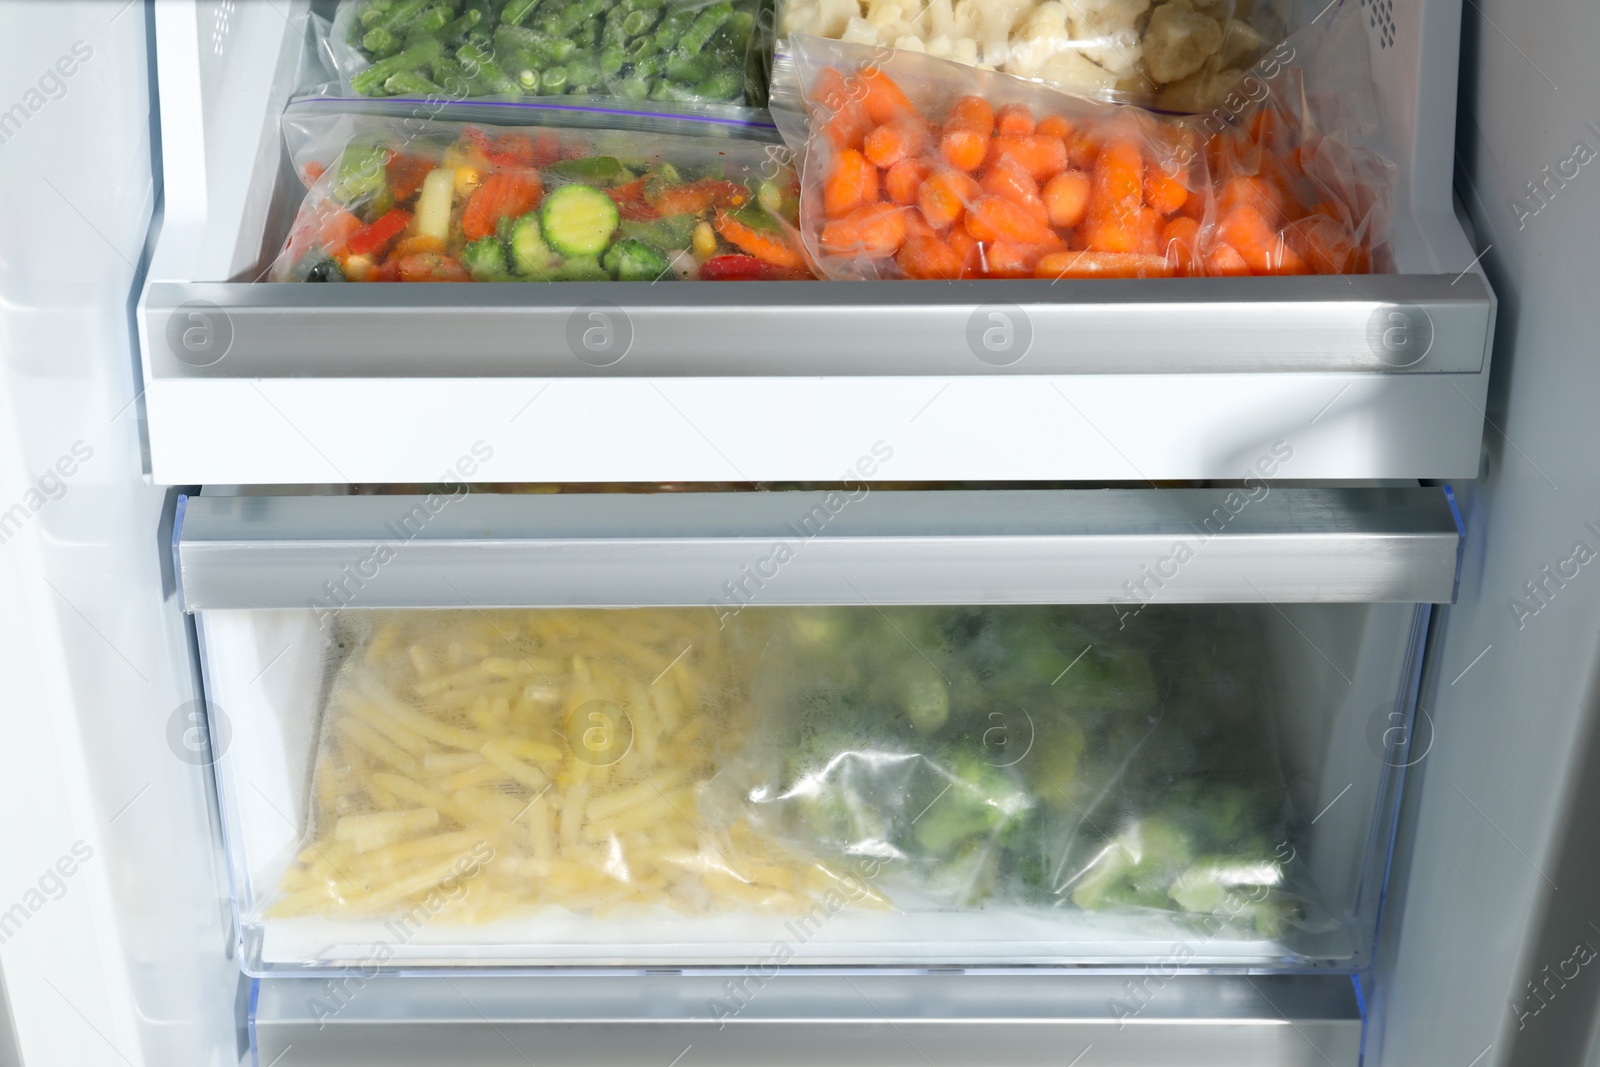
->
[
  {"left": 602, "top": 238, "right": 671, "bottom": 281},
  {"left": 461, "top": 236, "right": 510, "bottom": 281},
  {"left": 1166, "top": 854, "right": 1283, "bottom": 915},
  {"left": 1054, "top": 644, "right": 1159, "bottom": 715},
  {"left": 913, "top": 750, "right": 1032, "bottom": 857},
  {"left": 899, "top": 662, "right": 951, "bottom": 733},
  {"left": 1068, "top": 816, "right": 1194, "bottom": 912}
]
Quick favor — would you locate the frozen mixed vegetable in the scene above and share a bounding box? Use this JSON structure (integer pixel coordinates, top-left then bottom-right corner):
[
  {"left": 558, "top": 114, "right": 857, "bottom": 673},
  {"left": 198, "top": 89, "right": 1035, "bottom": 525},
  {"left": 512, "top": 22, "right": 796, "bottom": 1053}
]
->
[
  {"left": 788, "top": 35, "right": 1393, "bottom": 279},
  {"left": 269, "top": 117, "right": 811, "bottom": 282},
  {"left": 329, "top": 0, "right": 764, "bottom": 104},
  {"left": 780, "top": 0, "right": 1289, "bottom": 110}
]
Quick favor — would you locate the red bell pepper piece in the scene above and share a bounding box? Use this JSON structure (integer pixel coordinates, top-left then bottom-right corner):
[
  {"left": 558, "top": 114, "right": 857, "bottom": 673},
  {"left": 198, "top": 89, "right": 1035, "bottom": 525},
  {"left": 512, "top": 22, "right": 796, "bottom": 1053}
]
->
[
  {"left": 697, "top": 254, "right": 811, "bottom": 281},
  {"left": 346, "top": 209, "right": 412, "bottom": 257},
  {"left": 607, "top": 178, "right": 658, "bottom": 222}
]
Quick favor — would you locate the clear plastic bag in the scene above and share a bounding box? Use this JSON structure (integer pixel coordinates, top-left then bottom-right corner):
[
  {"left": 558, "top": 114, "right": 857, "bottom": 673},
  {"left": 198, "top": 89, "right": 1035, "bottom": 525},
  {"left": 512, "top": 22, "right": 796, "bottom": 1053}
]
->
[
  {"left": 783, "top": 3, "right": 1393, "bottom": 280},
  {"left": 714, "top": 605, "right": 1327, "bottom": 937},
  {"left": 775, "top": 0, "right": 1295, "bottom": 111},
  {"left": 267, "top": 109, "right": 812, "bottom": 282},
  {"left": 321, "top": 0, "right": 770, "bottom": 106},
  {"left": 268, "top": 609, "right": 838, "bottom": 923}
]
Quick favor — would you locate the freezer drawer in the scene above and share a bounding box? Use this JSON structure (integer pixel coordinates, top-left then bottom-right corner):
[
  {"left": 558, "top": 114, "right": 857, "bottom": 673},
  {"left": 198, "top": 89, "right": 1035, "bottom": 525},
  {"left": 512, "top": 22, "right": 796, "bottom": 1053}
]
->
[
  {"left": 179, "top": 488, "right": 1447, "bottom": 974},
  {"left": 138, "top": 0, "right": 1495, "bottom": 486},
  {"left": 250, "top": 974, "right": 1364, "bottom": 1067}
]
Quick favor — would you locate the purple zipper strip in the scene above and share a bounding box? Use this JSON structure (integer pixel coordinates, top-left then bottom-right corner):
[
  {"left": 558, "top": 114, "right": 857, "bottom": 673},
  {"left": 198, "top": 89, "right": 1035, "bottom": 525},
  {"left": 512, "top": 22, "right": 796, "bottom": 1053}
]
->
[{"left": 302, "top": 96, "right": 778, "bottom": 130}]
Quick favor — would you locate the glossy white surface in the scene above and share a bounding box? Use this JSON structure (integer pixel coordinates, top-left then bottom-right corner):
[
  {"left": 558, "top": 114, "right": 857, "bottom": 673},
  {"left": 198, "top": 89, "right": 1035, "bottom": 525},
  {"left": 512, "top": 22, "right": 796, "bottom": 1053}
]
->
[{"left": 0, "top": 3, "right": 236, "bottom": 1065}]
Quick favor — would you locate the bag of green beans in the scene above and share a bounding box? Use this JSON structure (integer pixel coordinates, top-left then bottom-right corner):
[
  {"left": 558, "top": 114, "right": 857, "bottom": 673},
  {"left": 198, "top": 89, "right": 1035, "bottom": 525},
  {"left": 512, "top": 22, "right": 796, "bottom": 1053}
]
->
[{"left": 322, "top": 0, "right": 772, "bottom": 106}]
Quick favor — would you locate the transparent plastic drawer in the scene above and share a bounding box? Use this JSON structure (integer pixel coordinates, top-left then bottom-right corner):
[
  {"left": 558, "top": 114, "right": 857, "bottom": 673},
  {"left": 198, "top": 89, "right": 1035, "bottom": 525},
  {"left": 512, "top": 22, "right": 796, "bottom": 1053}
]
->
[{"left": 177, "top": 487, "right": 1455, "bottom": 974}]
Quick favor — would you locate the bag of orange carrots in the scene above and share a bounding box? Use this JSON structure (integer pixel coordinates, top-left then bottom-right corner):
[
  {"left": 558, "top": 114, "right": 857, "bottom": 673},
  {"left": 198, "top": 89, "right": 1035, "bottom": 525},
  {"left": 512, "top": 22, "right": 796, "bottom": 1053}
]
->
[{"left": 783, "top": 2, "right": 1394, "bottom": 281}]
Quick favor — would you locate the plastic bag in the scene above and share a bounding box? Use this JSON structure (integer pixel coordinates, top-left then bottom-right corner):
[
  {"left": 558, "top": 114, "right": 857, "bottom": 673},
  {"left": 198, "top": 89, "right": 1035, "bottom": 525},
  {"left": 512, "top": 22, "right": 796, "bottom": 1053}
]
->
[
  {"left": 783, "top": 4, "right": 1393, "bottom": 280},
  {"left": 776, "top": 0, "right": 1294, "bottom": 111},
  {"left": 321, "top": 0, "right": 770, "bottom": 106},
  {"left": 715, "top": 605, "right": 1325, "bottom": 937},
  {"left": 268, "top": 609, "right": 840, "bottom": 923},
  {"left": 267, "top": 110, "right": 811, "bottom": 282}
]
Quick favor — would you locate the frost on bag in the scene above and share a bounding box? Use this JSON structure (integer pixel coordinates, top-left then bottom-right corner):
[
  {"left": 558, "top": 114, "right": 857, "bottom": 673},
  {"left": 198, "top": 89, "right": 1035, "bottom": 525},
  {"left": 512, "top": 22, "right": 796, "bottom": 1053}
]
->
[
  {"left": 267, "top": 609, "right": 837, "bottom": 923},
  {"left": 719, "top": 606, "right": 1325, "bottom": 937},
  {"left": 788, "top": 6, "right": 1393, "bottom": 281},
  {"left": 778, "top": 0, "right": 1294, "bottom": 111},
  {"left": 322, "top": 0, "right": 768, "bottom": 105},
  {"left": 267, "top": 112, "right": 811, "bottom": 283}
]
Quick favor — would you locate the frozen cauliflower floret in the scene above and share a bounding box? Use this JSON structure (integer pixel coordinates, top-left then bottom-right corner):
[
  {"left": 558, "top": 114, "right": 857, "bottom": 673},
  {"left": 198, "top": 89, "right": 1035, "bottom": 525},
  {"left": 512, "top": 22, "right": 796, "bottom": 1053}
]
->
[
  {"left": 782, "top": 0, "right": 820, "bottom": 33},
  {"left": 1143, "top": 0, "right": 1224, "bottom": 83},
  {"left": 927, "top": 33, "right": 955, "bottom": 56},
  {"left": 923, "top": 0, "right": 957, "bottom": 39},
  {"left": 894, "top": 33, "right": 929, "bottom": 49},
  {"left": 1037, "top": 48, "right": 1119, "bottom": 92},
  {"left": 1066, "top": 0, "right": 1151, "bottom": 81},
  {"left": 1219, "top": 16, "right": 1263, "bottom": 67},
  {"left": 950, "top": 35, "right": 981, "bottom": 64},
  {"left": 812, "top": 0, "right": 866, "bottom": 38},
  {"left": 1005, "top": 2, "right": 1073, "bottom": 79},
  {"left": 1156, "top": 63, "right": 1242, "bottom": 110},
  {"left": 950, "top": 0, "right": 984, "bottom": 40},
  {"left": 865, "top": 0, "right": 905, "bottom": 28},
  {"left": 1188, "top": 0, "right": 1231, "bottom": 17},
  {"left": 840, "top": 15, "right": 883, "bottom": 42}
]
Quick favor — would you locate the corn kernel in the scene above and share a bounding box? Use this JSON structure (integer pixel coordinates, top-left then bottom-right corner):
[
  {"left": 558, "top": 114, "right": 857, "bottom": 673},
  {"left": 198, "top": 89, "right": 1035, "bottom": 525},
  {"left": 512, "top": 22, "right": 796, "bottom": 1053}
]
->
[{"left": 692, "top": 220, "right": 717, "bottom": 260}]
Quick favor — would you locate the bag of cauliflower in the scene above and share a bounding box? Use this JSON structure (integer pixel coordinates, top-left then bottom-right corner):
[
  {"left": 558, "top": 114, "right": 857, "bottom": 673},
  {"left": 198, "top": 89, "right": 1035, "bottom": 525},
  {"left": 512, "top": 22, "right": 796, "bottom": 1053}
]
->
[{"left": 775, "top": 0, "right": 1307, "bottom": 111}]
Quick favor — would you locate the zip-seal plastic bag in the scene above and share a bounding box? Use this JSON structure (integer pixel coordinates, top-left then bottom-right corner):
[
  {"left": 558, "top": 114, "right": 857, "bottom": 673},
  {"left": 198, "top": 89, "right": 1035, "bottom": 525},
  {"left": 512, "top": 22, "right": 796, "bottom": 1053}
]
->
[
  {"left": 775, "top": 0, "right": 1295, "bottom": 111},
  {"left": 322, "top": 0, "right": 771, "bottom": 106},
  {"left": 781, "top": 2, "right": 1393, "bottom": 280},
  {"left": 267, "top": 108, "right": 812, "bottom": 282},
  {"left": 710, "top": 605, "right": 1328, "bottom": 937}
]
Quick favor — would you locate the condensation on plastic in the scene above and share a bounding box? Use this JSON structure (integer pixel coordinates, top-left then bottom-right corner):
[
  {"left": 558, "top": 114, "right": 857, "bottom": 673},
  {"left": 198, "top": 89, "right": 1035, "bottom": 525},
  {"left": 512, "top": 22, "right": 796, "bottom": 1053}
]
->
[
  {"left": 707, "top": 605, "right": 1333, "bottom": 939},
  {"left": 322, "top": 0, "right": 772, "bottom": 107},
  {"left": 266, "top": 609, "right": 851, "bottom": 924},
  {"left": 780, "top": 1, "right": 1394, "bottom": 281},
  {"left": 774, "top": 0, "right": 1295, "bottom": 112},
  {"left": 267, "top": 109, "right": 808, "bottom": 283}
]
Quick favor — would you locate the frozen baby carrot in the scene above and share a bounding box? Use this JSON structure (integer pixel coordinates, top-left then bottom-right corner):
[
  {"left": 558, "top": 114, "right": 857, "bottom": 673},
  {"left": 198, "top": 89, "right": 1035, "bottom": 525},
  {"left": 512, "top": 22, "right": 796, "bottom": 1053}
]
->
[
  {"left": 856, "top": 67, "right": 916, "bottom": 124},
  {"left": 1082, "top": 139, "right": 1144, "bottom": 253},
  {"left": 1204, "top": 243, "right": 1252, "bottom": 276},
  {"left": 1035, "top": 251, "right": 1173, "bottom": 279},
  {"left": 987, "top": 135, "right": 1068, "bottom": 182},
  {"left": 1144, "top": 166, "right": 1189, "bottom": 215},
  {"left": 918, "top": 169, "right": 979, "bottom": 229},
  {"left": 1035, "top": 114, "right": 1075, "bottom": 141},
  {"left": 820, "top": 204, "right": 910, "bottom": 258},
  {"left": 1043, "top": 170, "right": 1091, "bottom": 229},
  {"left": 940, "top": 96, "right": 994, "bottom": 172},
  {"left": 884, "top": 158, "right": 931, "bottom": 205},
  {"left": 897, "top": 233, "right": 965, "bottom": 279},
  {"left": 824, "top": 149, "right": 879, "bottom": 218},
  {"left": 1160, "top": 216, "right": 1202, "bottom": 276},
  {"left": 994, "top": 102, "right": 1036, "bottom": 136},
  {"left": 864, "top": 118, "right": 931, "bottom": 169},
  {"left": 980, "top": 161, "right": 1046, "bottom": 223},
  {"left": 964, "top": 195, "right": 1056, "bottom": 246}
]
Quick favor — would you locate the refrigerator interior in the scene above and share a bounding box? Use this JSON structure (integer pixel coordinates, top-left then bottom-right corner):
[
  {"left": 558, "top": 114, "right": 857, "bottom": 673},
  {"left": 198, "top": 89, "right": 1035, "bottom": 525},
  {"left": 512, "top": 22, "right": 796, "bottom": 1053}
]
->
[{"left": 11, "top": 0, "right": 1600, "bottom": 1066}]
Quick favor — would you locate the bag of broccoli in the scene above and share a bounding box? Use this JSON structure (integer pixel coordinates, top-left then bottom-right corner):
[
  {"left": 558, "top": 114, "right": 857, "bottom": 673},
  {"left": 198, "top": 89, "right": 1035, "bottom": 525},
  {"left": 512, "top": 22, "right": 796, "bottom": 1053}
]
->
[{"left": 717, "top": 604, "right": 1325, "bottom": 938}]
